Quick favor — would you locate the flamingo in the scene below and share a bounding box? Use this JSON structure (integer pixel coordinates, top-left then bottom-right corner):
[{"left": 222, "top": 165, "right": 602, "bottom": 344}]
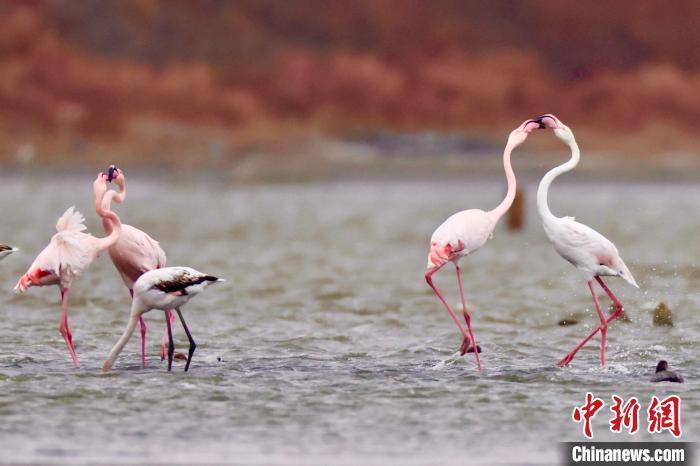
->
[
  {"left": 94, "top": 165, "right": 173, "bottom": 367},
  {"left": 0, "top": 244, "right": 18, "bottom": 260},
  {"left": 533, "top": 114, "right": 638, "bottom": 367},
  {"left": 102, "top": 267, "right": 223, "bottom": 372},
  {"left": 424, "top": 119, "right": 539, "bottom": 370},
  {"left": 14, "top": 173, "right": 122, "bottom": 367}
]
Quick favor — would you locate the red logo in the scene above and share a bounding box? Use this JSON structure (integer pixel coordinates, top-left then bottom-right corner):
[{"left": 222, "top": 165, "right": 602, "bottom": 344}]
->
[
  {"left": 572, "top": 392, "right": 605, "bottom": 439},
  {"left": 648, "top": 395, "right": 682, "bottom": 438}
]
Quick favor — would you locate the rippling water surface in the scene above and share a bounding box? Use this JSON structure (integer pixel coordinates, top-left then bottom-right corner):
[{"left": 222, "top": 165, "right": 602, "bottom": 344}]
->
[{"left": 0, "top": 174, "right": 697, "bottom": 465}]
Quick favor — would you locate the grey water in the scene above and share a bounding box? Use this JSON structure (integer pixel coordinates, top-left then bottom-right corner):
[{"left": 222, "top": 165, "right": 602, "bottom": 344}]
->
[{"left": 0, "top": 174, "right": 697, "bottom": 465}]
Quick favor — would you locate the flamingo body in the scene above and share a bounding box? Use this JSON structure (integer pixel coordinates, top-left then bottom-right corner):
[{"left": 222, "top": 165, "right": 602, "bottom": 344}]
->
[
  {"left": 15, "top": 207, "right": 107, "bottom": 292},
  {"left": 102, "top": 267, "right": 222, "bottom": 372},
  {"left": 427, "top": 209, "right": 495, "bottom": 269},
  {"left": 107, "top": 224, "right": 166, "bottom": 289},
  {"left": 543, "top": 216, "right": 636, "bottom": 286}
]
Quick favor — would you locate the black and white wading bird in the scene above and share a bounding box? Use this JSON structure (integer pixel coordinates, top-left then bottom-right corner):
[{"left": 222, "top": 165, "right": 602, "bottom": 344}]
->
[{"left": 102, "top": 267, "right": 223, "bottom": 372}]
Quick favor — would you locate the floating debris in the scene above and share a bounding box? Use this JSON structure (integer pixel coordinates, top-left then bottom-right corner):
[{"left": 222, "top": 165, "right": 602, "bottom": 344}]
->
[
  {"left": 651, "top": 302, "right": 673, "bottom": 326},
  {"left": 651, "top": 360, "right": 684, "bottom": 383},
  {"left": 507, "top": 188, "right": 525, "bottom": 231},
  {"left": 610, "top": 303, "right": 631, "bottom": 323},
  {"left": 558, "top": 317, "right": 579, "bottom": 326}
]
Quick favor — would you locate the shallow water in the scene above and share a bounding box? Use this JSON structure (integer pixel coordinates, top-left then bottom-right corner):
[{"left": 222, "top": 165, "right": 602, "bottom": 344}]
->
[{"left": 0, "top": 174, "right": 697, "bottom": 465}]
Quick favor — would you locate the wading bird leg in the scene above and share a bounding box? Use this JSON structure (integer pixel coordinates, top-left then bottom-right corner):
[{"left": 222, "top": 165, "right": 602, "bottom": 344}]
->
[
  {"left": 160, "top": 310, "right": 175, "bottom": 360},
  {"left": 588, "top": 280, "right": 608, "bottom": 367},
  {"left": 558, "top": 281, "right": 610, "bottom": 367},
  {"left": 425, "top": 264, "right": 475, "bottom": 368},
  {"left": 557, "top": 278, "right": 626, "bottom": 367},
  {"left": 455, "top": 265, "right": 482, "bottom": 370},
  {"left": 175, "top": 308, "right": 196, "bottom": 372},
  {"left": 165, "top": 310, "right": 174, "bottom": 372},
  {"left": 139, "top": 317, "right": 148, "bottom": 368},
  {"left": 58, "top": 287, "right": 79, "bottom": 368},
  {"left": 130, "top": 288, "right": 148, "bottom": 368}
]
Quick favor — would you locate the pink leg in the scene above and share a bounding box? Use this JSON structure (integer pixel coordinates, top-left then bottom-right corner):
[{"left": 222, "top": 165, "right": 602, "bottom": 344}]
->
[
  {"left": 455, "top": 265, "right": 482, "bottom": 370},
  {"left": 58, "top": 287, "right": 79, "bottom": 368},
  {"left": 557, "top": 278, "right": 623, "bottom": 367},
  {"left": 130, "top": 288, "right": 148, "bottom": 368},
  {"left": 425, "top": 264, "right": 477, "bottom": 369},
  {"left": 160, "top": 310, "right": 175, "bottom": 361}
]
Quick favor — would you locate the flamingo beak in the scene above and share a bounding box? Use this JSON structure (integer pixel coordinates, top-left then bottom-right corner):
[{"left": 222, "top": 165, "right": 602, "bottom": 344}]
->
[
  {"left": 526, "top": 117, "right": 546, "bottom": 129},
  {"left": 107, "top": 165, "right": 117, "bottom": 182}
]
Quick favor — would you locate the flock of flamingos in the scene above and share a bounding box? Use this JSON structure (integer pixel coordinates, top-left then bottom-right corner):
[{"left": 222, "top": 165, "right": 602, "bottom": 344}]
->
[{"left": 1, "top": 114, "right": 639, "bottom": 374}]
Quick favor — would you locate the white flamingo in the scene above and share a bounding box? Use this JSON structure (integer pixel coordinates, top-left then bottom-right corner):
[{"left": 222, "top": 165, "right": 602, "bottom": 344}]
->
[
  {"left": 425, "top": 119, "right": 540, "bottom": 370},
  {"left": 533, "top": 114, "right": 638, "bottom": 367},
  {"left": 14, "top": 173, "right": 122, "bottom": 367},
  {"left": 102, "top": 267, "right": 223, "bottom": 372}
]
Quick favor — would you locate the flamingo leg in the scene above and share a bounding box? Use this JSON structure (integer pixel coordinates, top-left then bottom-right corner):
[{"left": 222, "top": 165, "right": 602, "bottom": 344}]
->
[
  {"left": 165, "top": 310, "right": 174, "bottom": 372},
  {"left": 455, "top": 265, "right": 482, "bottom": 370},
  {"left": 58, "top": 287, "right": 79, "bottom": 368},
  {"left": 425, "top": 264, "right": 476, "bottom": 369},
  {"left": 160, "top": 310, "right": 175, "bottom": 361},
  {"left": 557, "top": 278, "right": 624, "bottom": 367},
  {"left": 175, "top": 308, "right": 196, "bottom": 372},
  {"left": 129, "top": 288, "right": 148, "bottom": 368}
]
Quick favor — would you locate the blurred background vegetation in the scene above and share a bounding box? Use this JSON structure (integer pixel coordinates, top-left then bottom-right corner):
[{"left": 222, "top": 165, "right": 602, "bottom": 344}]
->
[{"left": 1, "top": 0, "right": 699, "bottom": 178}]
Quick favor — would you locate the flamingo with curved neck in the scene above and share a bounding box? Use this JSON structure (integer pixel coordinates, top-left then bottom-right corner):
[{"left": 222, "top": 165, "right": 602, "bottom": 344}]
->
[
  {"left": 94, "top": 166, "right": 173, "bottom": 368},
  {"left": 424, "top": 119, "right": 538, "bottom": 371},
  {"left": 14, "top": 173, "right": 122, "bottom": 367},
  {"left": 533, "top": 114, "right": 638, "bottom": 367}
]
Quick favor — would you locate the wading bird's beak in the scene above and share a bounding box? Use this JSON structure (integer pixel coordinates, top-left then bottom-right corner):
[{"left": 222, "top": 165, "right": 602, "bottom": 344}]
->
[{"left": 107, "top": 165, "right": 117, "bottom": 182}]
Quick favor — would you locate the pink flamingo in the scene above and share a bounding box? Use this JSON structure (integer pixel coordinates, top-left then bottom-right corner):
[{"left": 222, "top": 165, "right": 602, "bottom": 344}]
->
[
  {"left": 14, "top": 173, "right": 122, "bottom": 367},
  {"left": 425, "top": 119, "right": 539, "bottom": 370},
  {"left": 95, "top": 165, "right": 173, "bottom": 367},
  {"left": 533, "top": 114, "right": 638, "bottom": 367}
]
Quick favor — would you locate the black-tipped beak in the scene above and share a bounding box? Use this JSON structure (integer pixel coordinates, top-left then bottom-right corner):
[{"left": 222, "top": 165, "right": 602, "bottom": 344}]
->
[
  {"left": 107, "top": 165, "right": 117, "bottom": 182},
  {"left": 531, "top": 117, "right": 546, "bottom": 129}
]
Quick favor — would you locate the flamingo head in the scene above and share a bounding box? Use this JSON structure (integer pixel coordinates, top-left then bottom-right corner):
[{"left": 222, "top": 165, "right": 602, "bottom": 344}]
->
[
  {"left": 507, "top": 119, "right": 541, "bottom": 146},
  {"left": 530, "top": 114, "right": 576, "bottom": 145},
  {"left": 94, "top": 172, "right": 109, "bottom": 197},
  {"left": 106, "top": 165, "right": 125, "bottom": 190}
]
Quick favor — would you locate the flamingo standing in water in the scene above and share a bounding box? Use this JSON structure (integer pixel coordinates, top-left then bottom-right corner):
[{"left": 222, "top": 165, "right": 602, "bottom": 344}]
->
[
  {"left": 95, "top": 165, "right": 172, "bottom": 367},
  {"left": 533, "top": 114, "right": 638, "bottom": 367},
  {"left": 102, "top": 266, "right": 223, "bottom": 372},
  {"left": 14, "top": 173, "right": 122, "bottom": 367},
  {"left": 425, "top": 119, "right": 539, "bottom": 370}
]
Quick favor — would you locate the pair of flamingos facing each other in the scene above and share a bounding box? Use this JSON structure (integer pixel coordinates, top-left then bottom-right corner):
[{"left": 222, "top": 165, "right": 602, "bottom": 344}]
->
[
  {"left": 13, "top": 167, "right": 222, "bottom": 372},
  {"left": 426, "top": 114, "right": 638, "bottom": 371}
]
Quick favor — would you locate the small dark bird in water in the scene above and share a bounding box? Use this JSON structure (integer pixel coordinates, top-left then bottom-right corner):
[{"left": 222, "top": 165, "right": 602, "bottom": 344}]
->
[
  {"left": 651, "top": 360, "right": 684, "bottom": 383},
  {"left": 459, "top": 341, "right": 482, "bottom": 355}
]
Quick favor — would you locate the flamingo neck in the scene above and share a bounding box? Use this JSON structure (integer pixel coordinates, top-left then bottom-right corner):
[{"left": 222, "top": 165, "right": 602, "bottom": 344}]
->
[
  {"left": 488, "top": 142, "right": 517, "bottom": 222},
  {"left": 97, "top": 182, "right": 126, "bottom": 234},
  {"left": 102, "top": 300, "right": 144, "bottom": 372},
  {"left": 537, "top": 138, "right": 580, "bottom": 222},
  {"left": 96, "top": 208, "right": 122, "bottom": 251}
]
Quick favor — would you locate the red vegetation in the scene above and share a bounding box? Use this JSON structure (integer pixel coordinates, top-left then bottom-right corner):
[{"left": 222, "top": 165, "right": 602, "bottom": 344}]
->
[{"left": 1, "top": 1, "right": 700, "bottom": 147}]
